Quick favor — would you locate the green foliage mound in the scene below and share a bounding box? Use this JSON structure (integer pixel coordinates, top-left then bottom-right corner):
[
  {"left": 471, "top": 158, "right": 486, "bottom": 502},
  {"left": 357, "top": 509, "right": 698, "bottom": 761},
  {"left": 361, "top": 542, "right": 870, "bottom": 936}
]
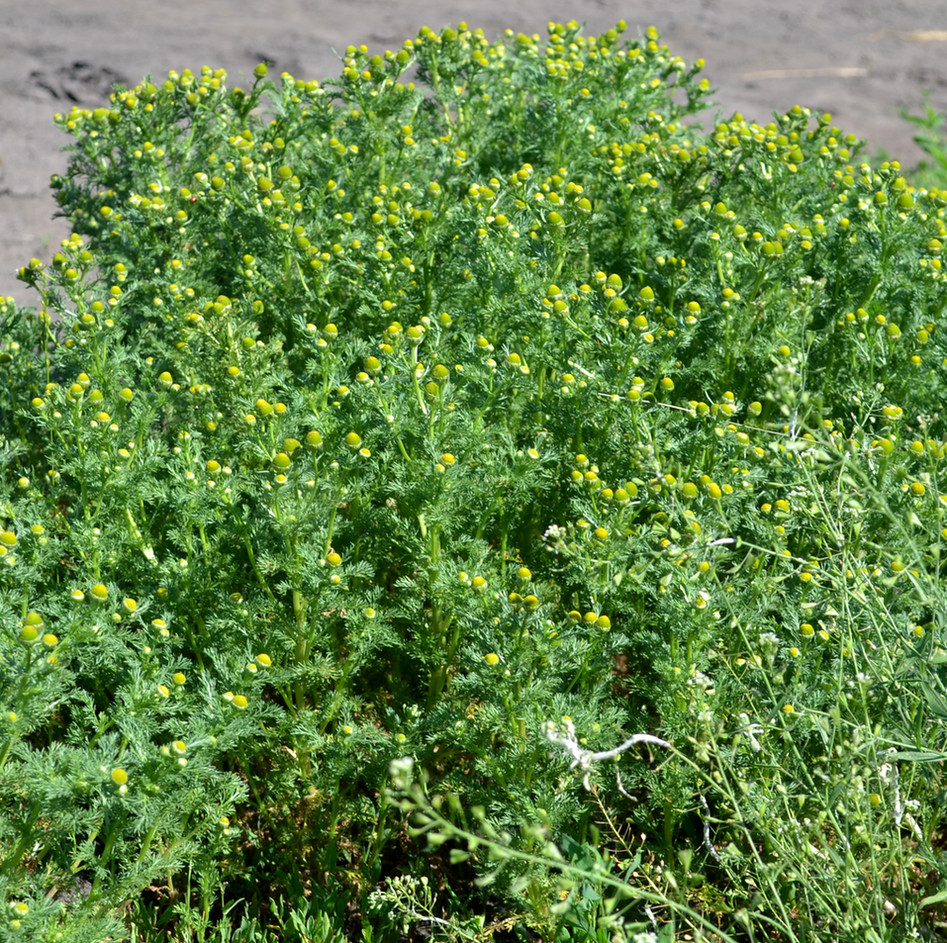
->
[{"left": 3, "top": 18, "right": 947, "bottom": 943}]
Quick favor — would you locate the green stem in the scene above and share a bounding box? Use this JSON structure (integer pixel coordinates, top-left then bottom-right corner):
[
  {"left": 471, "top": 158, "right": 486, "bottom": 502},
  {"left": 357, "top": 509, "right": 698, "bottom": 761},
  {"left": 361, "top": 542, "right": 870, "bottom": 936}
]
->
[
  {"left": 124, "top": 507, "right": 156, "bottom": 566},
  {"left": 137, "top": 824, "right": 158, "bottom": 865},
  {"left": 236, "top": 515, "right": 276, "bottom": 602},
  {"left": 90, "top": 811, "right": 126, "bottom": 899},
  {"left": 366, "top": 780, "right": 391, "bottom": 878},
  {"left": 293, "top": 588, "right": 309, "bottom": 715},
  {"left": 0, "top": 802, "right": 40, "bottom": 876},
  {"left": 323, "top": 505, "right": 339, "bottom": 558},
  {"left": 0, "top": 645, "right": 40, "bottom": 772},
  {"left": 324, "top": 790, "right": 342, "bottom": 879},
  {"left": 411, "top": 364, "right": 429, "bottom": 416}
]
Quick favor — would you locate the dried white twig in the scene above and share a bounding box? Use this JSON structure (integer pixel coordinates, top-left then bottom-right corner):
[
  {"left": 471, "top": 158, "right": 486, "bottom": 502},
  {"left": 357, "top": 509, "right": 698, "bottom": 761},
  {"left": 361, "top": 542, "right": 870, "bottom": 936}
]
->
[
  {"left": 699, "top": 794, "right": 721, "bottom": 862},
  {"left": 543, "top": 719, "right": 671, "bottom": 790},
  {"left": 878, "top": 748, "right": 922, "bottom": 840}
]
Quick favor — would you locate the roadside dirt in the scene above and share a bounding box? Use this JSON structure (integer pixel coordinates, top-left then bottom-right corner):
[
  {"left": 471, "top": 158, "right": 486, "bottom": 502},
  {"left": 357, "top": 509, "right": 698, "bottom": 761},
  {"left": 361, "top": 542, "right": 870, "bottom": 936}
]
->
[{"left": 2, "top": 0, "right": 945, "bottom": 302}]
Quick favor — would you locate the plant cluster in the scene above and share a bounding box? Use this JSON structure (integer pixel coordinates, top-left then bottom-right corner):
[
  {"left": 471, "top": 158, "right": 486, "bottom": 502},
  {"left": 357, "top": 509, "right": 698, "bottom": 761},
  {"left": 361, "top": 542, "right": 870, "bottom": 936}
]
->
[{"left": 3, "top": 17, "right": 947, "bottom": 942}]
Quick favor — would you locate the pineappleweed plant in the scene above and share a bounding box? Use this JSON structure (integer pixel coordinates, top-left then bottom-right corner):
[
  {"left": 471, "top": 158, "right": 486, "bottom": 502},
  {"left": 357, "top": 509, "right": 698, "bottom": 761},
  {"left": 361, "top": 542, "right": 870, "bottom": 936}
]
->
[{"left": 2, "top": 16, "right": 947, "bottom": 942}]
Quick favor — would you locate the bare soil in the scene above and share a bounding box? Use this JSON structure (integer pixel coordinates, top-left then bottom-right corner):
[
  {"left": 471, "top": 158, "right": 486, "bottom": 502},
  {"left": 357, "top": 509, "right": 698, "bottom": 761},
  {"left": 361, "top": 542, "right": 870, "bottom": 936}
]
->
[{"left": 2, "top": 0, "right": 946, "bottom": 302}]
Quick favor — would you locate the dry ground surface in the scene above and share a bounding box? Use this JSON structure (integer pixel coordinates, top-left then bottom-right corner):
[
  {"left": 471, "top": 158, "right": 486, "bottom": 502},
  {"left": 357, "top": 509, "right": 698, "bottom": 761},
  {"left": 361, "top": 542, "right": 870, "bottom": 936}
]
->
[{"left": 2, "top": 0, "right": 946, "bottom": 302}]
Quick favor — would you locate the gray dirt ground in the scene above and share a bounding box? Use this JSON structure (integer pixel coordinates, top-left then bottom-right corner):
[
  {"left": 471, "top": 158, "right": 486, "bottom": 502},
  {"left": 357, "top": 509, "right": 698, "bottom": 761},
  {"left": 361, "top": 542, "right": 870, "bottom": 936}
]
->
[{"left": 2, "top": 0, "right": 946, "bottom": 302}]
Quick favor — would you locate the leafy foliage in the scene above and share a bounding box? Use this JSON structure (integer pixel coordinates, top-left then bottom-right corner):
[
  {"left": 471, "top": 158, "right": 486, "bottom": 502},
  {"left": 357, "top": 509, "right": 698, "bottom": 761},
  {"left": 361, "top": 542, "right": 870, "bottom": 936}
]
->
[{"left": 3, "top": 17, "right": 947, "bottom": 943}]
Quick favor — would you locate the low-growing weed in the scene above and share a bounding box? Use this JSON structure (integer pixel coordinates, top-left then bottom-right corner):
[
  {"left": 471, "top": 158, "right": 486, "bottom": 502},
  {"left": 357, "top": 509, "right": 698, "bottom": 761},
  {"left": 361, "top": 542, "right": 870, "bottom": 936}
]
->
[{"left": 2, "top": 17, "right": 947, "bottom": 942}]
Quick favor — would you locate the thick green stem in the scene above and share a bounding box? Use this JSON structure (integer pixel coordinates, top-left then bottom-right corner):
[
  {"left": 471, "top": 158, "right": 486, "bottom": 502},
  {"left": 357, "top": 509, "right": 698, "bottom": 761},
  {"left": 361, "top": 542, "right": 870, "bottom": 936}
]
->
[{"left": 136, "top": 824, "right": 158, "bottom": 865}]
